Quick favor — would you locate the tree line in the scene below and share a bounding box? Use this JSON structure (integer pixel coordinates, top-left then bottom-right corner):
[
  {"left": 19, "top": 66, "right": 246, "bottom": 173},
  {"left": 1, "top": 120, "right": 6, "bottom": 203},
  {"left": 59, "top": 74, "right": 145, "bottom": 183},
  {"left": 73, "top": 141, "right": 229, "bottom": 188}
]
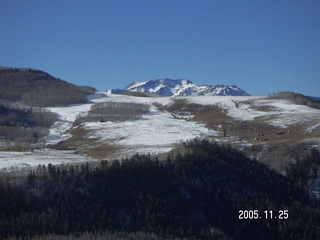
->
[
  {"left": 1, "top": 139, "right": 319, "bottom": 239},
  {"left": 0, "top": 104, "right": 57, "bottom": 150},
  {"left": 76, "top": 102, "right": 150, "bottom": 123},
  {"left": 269, "top": 91, "right": 320, "bottom": 110}
]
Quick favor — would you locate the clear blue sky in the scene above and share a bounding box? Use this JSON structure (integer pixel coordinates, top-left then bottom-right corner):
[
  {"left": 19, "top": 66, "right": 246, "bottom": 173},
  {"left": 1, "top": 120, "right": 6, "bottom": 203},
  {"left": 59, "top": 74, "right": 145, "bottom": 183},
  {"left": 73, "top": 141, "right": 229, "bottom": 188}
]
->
[{"left": 1, "top": 0, "right": 320, "bottom": 96}]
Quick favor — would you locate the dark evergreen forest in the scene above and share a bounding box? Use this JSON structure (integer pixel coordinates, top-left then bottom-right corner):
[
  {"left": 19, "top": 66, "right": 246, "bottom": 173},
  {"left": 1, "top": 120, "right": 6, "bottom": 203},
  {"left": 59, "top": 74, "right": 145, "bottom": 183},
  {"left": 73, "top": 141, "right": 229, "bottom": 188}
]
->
[{"left": 0, "top": 139, "right": 319, "bottom": 240}]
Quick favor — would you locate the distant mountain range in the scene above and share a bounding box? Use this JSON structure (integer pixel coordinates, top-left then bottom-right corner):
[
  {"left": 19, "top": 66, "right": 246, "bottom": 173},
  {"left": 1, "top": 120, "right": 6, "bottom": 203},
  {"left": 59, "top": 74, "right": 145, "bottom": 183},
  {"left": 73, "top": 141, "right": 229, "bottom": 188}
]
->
[{"left": 108, "top": 78, "right": 250, "bottom": 96}]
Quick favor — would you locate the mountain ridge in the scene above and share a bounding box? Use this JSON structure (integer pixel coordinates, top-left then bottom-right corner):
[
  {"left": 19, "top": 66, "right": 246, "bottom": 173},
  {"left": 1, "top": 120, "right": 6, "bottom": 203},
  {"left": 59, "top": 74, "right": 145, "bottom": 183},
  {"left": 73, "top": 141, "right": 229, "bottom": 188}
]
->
[
  {"left": 0, "top": 67, "right": 93, "bottom": 106},
  {"left": 108, "top": 78, "right": 250, "bottom": 96}
]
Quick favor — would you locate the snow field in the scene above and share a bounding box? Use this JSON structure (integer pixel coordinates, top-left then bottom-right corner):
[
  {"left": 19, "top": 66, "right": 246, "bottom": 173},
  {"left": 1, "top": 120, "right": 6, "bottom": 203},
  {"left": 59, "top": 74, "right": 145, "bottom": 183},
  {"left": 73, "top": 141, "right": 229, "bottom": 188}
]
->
[
  {"left": 0, "top": 149, "right": 90, "bottom": 172},
  {"left": 45, "top": 103, "right": 93, "bottom": 145},
  {"left": 83, "top": 104, "right": 218, "bottom": 155}
]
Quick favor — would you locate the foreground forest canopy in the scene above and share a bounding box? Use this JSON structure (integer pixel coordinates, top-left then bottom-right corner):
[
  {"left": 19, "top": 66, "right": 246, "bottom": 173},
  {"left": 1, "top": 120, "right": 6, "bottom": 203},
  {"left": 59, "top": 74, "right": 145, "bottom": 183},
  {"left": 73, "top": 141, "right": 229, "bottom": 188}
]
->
[
  {"left": 1, "top": 139, "right": 319, "bottom": 240},
  {"left": 0, "top": 67, "right": 94, "bottom": 107}
]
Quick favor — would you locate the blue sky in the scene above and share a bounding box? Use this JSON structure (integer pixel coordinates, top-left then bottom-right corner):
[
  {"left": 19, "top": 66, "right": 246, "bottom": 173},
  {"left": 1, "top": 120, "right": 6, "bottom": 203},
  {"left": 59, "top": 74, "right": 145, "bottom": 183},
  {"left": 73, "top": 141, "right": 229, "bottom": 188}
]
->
[{"left": 1, "top": 0, "right": 320, "bottom": 96}]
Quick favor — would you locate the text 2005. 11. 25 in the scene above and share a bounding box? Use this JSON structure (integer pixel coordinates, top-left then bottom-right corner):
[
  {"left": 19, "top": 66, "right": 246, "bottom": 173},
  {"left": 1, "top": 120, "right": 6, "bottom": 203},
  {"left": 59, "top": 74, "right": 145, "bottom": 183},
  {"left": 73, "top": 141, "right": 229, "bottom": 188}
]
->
[{"left": 239, "top": 210, "right": 289, "bottom": 220}]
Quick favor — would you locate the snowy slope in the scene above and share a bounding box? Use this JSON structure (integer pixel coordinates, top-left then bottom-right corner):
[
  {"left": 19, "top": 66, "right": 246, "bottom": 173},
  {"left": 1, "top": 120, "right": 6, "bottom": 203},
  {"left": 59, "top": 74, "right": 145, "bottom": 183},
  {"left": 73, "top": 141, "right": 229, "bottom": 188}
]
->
[
  {"left": 40, "top": 93, "right": 217, "bottom": 159},
  {"left": 83, "top": 103, "right": 217, "bottom": 157},
  {"left": 111, "top": 78, "right": 250, "bottom": 96},
  {"left": 46, "top": 93, "right": 320, "bottom": 156},
  {"left": 45, "top": 104, "right": 92, "bottom": 145},
  {"left": 185, "top": 95, "right": 320, "bottom": 129},
  {"left": 79, "top": 94, "right": 217, "bottom": 157},
  {"left": 2, "top": 92, "right": 319, "bottom": 171},
  {"left": 45, "top": 93, "right": 111, "bottom": 145}
]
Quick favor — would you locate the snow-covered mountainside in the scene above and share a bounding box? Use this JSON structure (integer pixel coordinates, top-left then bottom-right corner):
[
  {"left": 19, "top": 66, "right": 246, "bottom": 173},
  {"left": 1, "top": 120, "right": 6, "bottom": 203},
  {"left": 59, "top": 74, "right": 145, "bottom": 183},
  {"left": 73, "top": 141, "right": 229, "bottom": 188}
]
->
[
  {"left": 1, "top": 92, "right": 320, "bottom": 171},
  {"left": 108, "top": 78, "right": 250, "bottom": 96}
]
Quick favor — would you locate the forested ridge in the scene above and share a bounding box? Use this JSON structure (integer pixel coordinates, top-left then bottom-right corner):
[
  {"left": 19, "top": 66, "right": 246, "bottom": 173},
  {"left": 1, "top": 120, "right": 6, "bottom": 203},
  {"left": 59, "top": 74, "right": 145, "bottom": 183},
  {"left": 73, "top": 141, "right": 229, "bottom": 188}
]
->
[
  {"left": 0, "top": 67, "right": 90, "bottom": 107},
  {"left": 0, "top": 139, "right": 319, "bottom": 240}
]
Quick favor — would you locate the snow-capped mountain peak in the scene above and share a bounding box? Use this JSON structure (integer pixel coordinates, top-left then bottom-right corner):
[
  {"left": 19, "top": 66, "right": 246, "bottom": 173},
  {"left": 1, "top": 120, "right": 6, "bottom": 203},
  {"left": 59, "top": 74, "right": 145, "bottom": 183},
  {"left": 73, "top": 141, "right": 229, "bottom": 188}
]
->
[{"left": 120, "top": 79, "right": 250, "bottom": 96}]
